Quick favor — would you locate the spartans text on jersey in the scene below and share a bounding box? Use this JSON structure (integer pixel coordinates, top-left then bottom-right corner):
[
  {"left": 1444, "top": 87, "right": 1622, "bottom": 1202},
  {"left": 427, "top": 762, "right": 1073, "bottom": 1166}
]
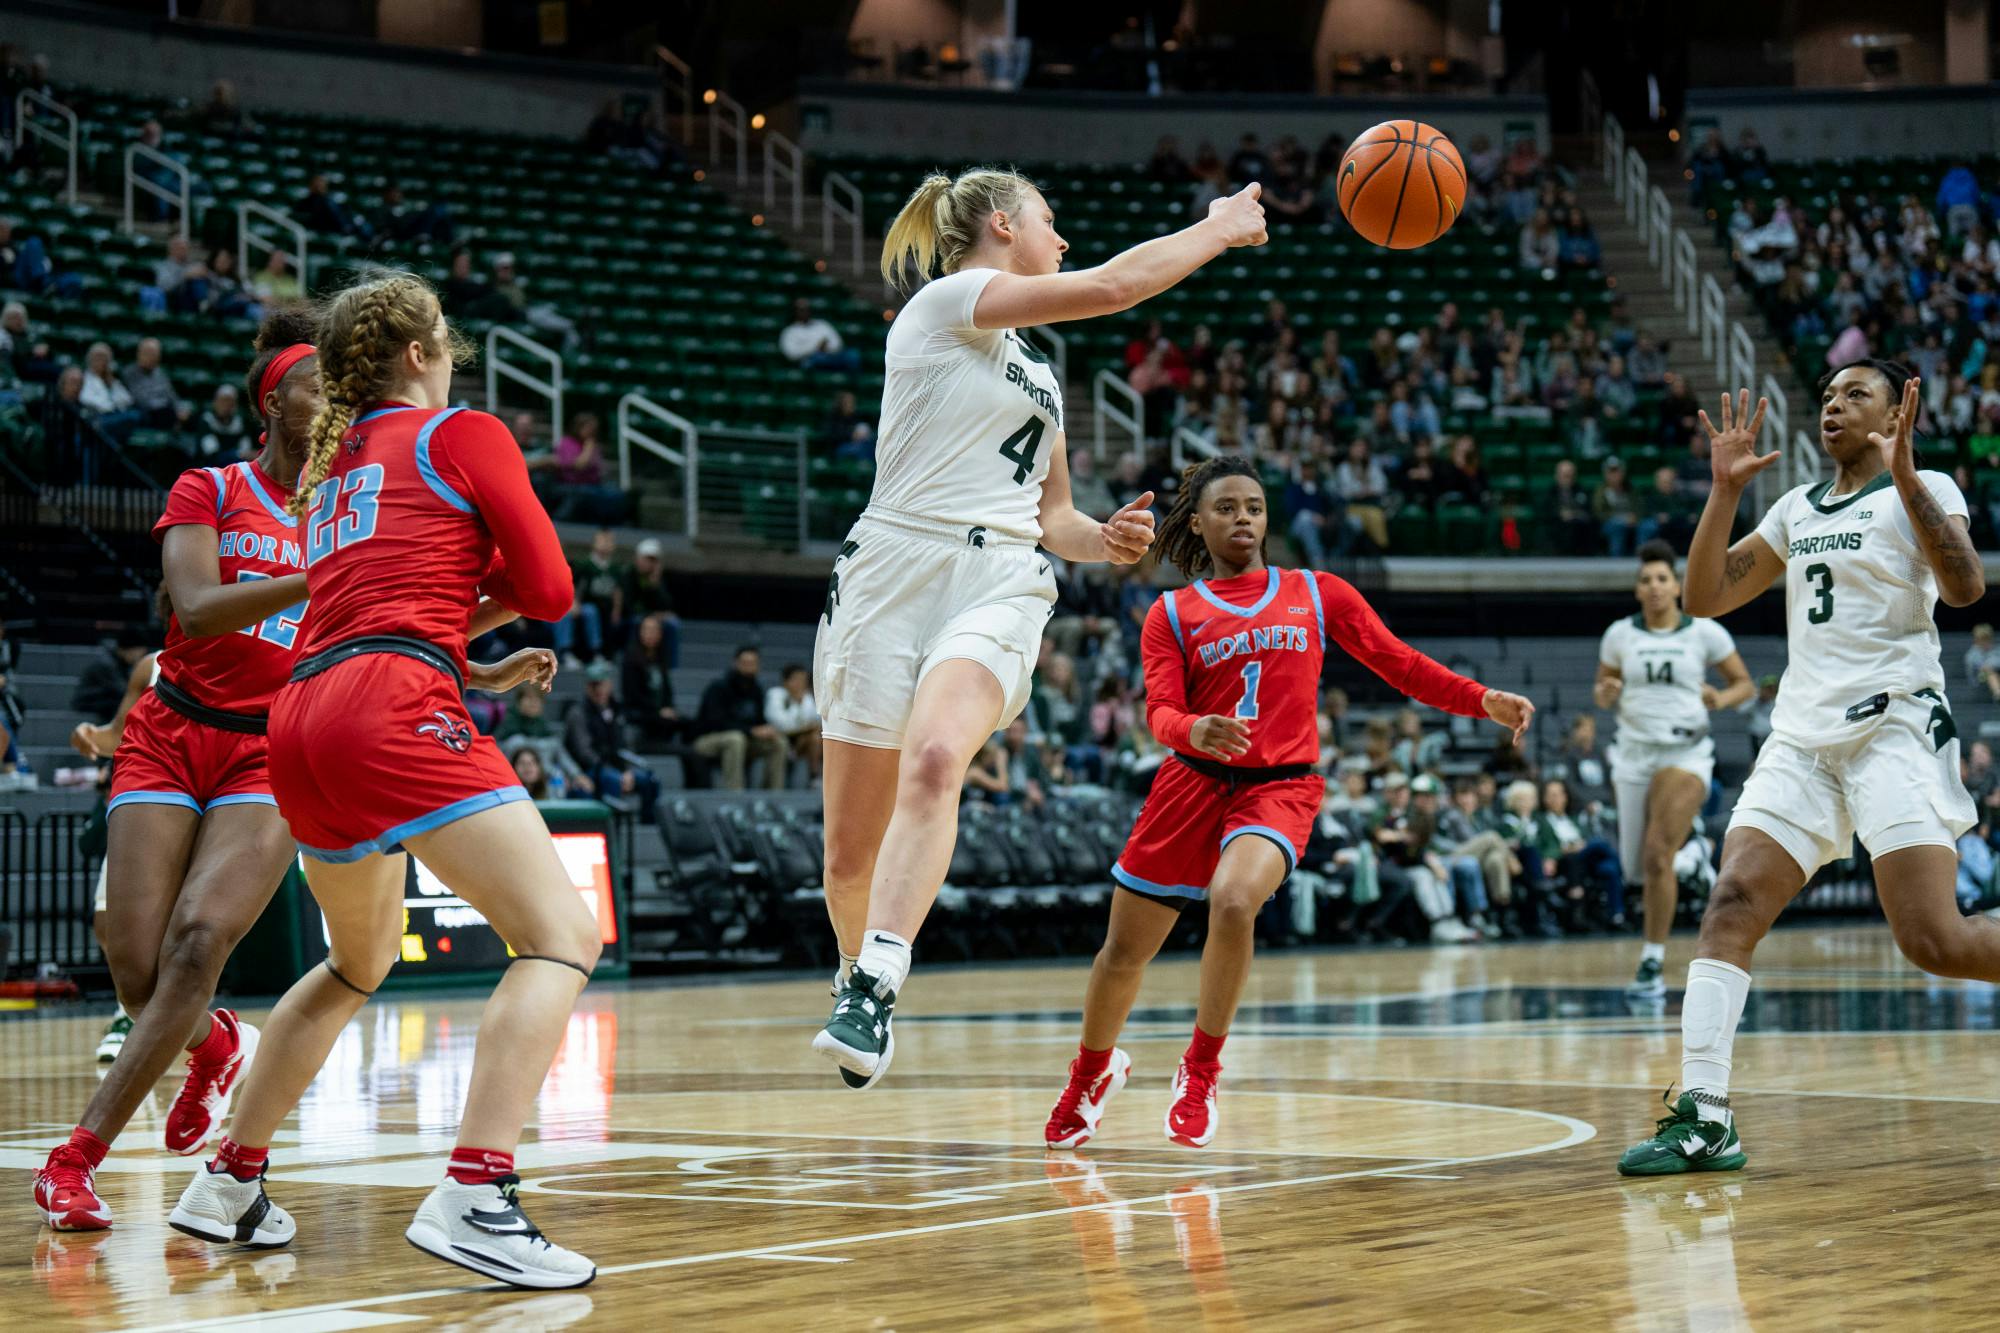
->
[
  {"left": 1789, "top": 532, "right": 1864, "bottom": 558},
  {"left": 1005, "top": 361, "right": 1062, "bottom": 428}
]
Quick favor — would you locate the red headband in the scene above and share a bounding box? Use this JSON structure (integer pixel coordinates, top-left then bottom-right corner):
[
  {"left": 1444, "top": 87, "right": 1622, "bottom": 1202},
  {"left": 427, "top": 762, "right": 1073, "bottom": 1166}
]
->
[{"left": 258, "top": 343, "right": 315, "bottom": 412}]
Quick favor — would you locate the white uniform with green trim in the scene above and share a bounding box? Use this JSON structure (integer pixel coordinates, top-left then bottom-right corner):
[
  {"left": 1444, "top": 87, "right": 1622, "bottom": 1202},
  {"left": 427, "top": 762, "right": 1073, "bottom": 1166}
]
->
[
  {"left": 1728, "top": 470, "right": 1975, "bottom": 874},
  {"left": 813, "top": 268, "right": 1062, "bottom": 749},
  {"left": 1600, "top": 613, "right": 1735, "bottom": 879}
]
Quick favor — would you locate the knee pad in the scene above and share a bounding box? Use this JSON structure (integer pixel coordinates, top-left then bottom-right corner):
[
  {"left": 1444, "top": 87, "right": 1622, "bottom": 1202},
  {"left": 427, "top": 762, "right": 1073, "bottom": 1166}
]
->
[{"left": 1681, "top": 975, "right": 1730, "bottom": 1058}]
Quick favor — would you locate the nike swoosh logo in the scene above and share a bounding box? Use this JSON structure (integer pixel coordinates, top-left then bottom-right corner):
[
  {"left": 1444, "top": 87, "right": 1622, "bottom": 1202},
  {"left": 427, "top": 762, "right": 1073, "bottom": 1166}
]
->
[{"left": 469, "top": 1216, "right": 536, "bottom": 1233}]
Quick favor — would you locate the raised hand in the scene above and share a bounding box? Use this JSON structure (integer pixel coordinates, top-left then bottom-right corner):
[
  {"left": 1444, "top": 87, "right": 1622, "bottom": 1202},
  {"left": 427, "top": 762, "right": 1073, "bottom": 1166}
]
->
[
  {"left": 1189, "top": 714, "right": 1252, "bottom": 761},
  {"left": 1482, "top": 689, "right": 1536, "bottom": 745},
  {"left": 1869, "top": 374, "right": 1922, "bottom": 479},
  {"left": 1697, "top": 389, "right": 1778, "bottom": 491},
  {"left": 1101, "top": 491, "right": 1157, "bottom": 565},
  {"left": 468, "top": 647, "right": 558, "bottom": 695},
  {"left": 1207, "top": 183, "right": 1269, "bottom": 249}
]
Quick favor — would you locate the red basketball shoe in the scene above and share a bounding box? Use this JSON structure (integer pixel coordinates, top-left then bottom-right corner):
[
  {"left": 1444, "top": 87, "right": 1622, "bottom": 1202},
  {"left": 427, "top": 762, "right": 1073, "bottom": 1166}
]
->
[
  {"left": 1045, "top": 1048, "right": 1132, "bottom": 1149},
  {"left": 34, "top": 1146, "right": 110, "bottom": 1231},
  {"left": 1165, "top": 1058, "right": 1221, "bottom": 1147},
  {"left": 165, "top": 1010, "right": 258, "bottom": 1156}
]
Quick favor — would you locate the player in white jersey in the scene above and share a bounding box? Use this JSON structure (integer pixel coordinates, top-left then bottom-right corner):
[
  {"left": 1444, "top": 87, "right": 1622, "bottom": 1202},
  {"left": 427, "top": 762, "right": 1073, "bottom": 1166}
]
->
[
  {"left": 813, "top": 167, "right": 1269, "bottom": 1088},
  {"left": 1619, "top": 363, "right": 1986, "bottom": 1176},
  {"left": 1595, "top": 540, "right": 1752, "bottom": 999}
]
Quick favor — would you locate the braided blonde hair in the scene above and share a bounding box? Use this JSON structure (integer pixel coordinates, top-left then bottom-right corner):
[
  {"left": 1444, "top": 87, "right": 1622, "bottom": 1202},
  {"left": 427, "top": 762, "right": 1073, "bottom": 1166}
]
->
[
  {"left": 880, "top": 168, "right": 1038, "bottom": 293},
  {"left": 287, "top": 273, "right": 462, "bottom": 517}
]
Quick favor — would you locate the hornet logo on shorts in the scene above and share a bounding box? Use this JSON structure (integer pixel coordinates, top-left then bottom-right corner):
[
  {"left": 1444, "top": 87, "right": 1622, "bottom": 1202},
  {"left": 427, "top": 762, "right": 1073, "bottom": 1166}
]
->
[{"left": 415, "top": 711, "right": 474, "bottom": 754}]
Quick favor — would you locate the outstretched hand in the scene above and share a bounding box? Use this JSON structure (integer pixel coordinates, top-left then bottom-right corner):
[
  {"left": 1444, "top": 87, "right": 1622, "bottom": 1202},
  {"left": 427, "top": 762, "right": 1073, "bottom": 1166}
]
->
[
  {"left": 1207, "top": 183, "right": 1269, "bottom": 249},
  {"left": 1483, "top": 689, "right": 1535, "bottom": 745},
  {"left": 1101, "top": 492, "right": 1157, "bottom": 565},
  {"left": 1869, "top": 374, "right": 1923, "bottom": 479},
  {"left": 468, "top": 647, "right": 558, "bottom": 695},
  {"left": 1698, "top": 388, "right": 1778, "bottom": 491}
]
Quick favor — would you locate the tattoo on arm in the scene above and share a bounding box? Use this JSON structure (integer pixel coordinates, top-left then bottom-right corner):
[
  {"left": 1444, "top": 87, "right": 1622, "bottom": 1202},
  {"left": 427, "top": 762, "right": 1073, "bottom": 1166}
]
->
[
  {"left": 1723, "top": 549, "right": 1756, "bottom": 586},
  {"left": 1904, "top": 482, "right": 1983, "bottom": 591}
]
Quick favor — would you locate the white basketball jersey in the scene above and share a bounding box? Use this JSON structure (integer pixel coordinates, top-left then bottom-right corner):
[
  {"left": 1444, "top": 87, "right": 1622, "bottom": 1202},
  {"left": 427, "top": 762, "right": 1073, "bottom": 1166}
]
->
[
  {"left": 869, "top": 267, "right": 1064, "bottom": 542},
  {"left": 1753, "top": 469, "right": 1966, "bottom": 744},
  {"left": 1599, "top": 614, "right": 1736, "bottom": 746}
]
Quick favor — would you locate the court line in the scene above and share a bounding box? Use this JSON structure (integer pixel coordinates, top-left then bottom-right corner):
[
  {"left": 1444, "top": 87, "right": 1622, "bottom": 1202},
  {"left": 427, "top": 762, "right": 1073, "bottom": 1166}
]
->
[
  {"left": 112, "top": 1096, "right": 1594, "bottom": 1332},
  {"left": 750, "top": 1254, "right": 851, "bottom": 1264}
]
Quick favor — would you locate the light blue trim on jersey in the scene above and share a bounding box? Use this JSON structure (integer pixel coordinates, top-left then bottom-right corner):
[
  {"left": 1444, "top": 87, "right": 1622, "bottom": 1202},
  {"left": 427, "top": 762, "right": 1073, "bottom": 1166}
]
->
[
  {"left": 1221, "top": 823, "right": 1298, "bottom": 874},
  {"left": 355, "top": 405, "right": 417, "bottom": 425},
  {"left": 1111, "top": 861, "right": 1208, "bottom": 901},
  {"left": 1302, "top": 570, "right": 1326, "bottom": 649},
  {"left": 1161, "top": 588, "right": 1185, "bottom": 650},
  {"left": 1190, "top": 567, "right": 1280, "bottom": 618},
  {"left": 205, "top": 793, "right": 279, "bottom": 812},
  {"left": 233, "top": 461, "right": 296, "bottom": 528},
  {"left": 412, "top": 406, "right": 473, "bottom": 514},
  {"left": 297, "top": 784, "right": 530, "bottom": 863},
  {"left": 204, "top": 466, "right": 228, "bottom": 518},
  {"left": 109, "top": 790, "right": 202, "bottom": 815}
]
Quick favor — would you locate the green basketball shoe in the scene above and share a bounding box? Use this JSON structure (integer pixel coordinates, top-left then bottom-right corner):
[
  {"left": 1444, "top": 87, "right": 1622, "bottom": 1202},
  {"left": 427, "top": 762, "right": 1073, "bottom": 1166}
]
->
[
  {"left": 96, "top": 1011, "right": 132, "bottom": 1064},
  {"left": 812, "top": 967, "right": 896, "bottom": 1091},
  {"left": 1617, "top": 1089, "right": 1746, "bottom": 1176}
]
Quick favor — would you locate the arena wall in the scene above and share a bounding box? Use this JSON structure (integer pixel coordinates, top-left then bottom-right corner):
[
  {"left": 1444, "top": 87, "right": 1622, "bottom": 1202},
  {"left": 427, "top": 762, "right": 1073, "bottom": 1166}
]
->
[{"left": 1684, "top": 83, "right": 2000, "bottom": 160}]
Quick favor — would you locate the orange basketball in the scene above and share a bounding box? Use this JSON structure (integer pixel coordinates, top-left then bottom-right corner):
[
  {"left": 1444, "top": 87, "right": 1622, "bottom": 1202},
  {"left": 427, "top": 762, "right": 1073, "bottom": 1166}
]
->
[{"left": 1335, "top": 120, "right": 1466, "bottom": 250}]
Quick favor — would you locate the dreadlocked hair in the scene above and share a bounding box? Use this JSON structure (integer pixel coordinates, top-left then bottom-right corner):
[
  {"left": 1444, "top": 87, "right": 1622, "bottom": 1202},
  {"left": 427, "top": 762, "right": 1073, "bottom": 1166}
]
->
[
  {"left": 243, "top": 303, "right": 319, "bottom": 427},
  {"left": 1155, "top": 454, "right": 1264, "bottom": 579},
  {"left": 289, "top": 273, "right": 465, "bottom": 518}
]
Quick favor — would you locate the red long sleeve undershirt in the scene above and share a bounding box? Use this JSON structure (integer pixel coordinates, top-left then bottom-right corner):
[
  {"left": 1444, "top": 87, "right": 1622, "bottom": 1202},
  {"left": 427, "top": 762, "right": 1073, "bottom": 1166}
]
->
[{"left": 432, "top": 413, "right": 573, "bottom": 622}]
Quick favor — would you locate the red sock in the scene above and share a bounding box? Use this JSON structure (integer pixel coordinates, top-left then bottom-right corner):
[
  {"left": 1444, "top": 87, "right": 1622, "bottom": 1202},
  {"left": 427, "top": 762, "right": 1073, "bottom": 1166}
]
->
[
  {"left": 188, "top": 1010, "right": 237, "bottom": 1065},
  {"left": 211, "top": 1137, "right": 268, "bottom": 1181},
  {"left": 447, "top": 1147, "right": 515, "bottom": 1186},
  {"left": 1185, "top": 1025, "right": 1226, "bottom": 1066},
  {"left": 1074, "top": 1045, "right": 1114, "bottom": 1080},
  {"left": 65, "top": 1127, "right": 110, "bottom": 1169}
]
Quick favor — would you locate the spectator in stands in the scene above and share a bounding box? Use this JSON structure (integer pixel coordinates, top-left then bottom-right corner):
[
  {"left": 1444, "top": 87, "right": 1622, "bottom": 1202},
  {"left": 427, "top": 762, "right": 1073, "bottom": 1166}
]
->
[
  {"left": 1414, "top": 774, "right": 1497, "bottom": 936},
  {"left": 1558, "top": 207, "right": 1600, "bottom": 271},
  {"left": 510, "top": 747, "right": 557, "bottom": 800},
  {"left": 198, "top": 79, "right": 258, "bottom": 140},
  {"left": 620, "top": 612, "right": 690, "bottom": 754},
  {"left": 1687, "top": 129, "right": 1728, "bottom": 205},
  {"left": 1544, "top": 458, "right": 1598, "bottom": 555},
  {"left": 378, "top": 182, "right": 455, "bottom": 247},
  {"left": 822, "top": 389, "right": 874, "bottom": 461},
  {"left": 1439, "top": 777, "right": 1520, "bottom": 935},
  {"left": 1963, "top": 742, "right": 1999, "bottom": 819},
  {"left": 120, "top": 337, "right": 187, "bottom": 432},
  {"left": 542, "top": 412, "right": 624, "bottom": 523},
  {"left": 1596, "top": 353, "right": 1638, "bottom": 418},
  {"left": 201, "top": 248, "right": 257, "bottom": 320},
  {"left": 1284, "top": 461, "right": 1339, "bottom": 567},
  {"left": 1027, "top": 650, "right": 1098, "bottom": 781},
  {"left": 79, "top": 342, "right": 139, "bottom": 443},
  {"left": 1551, "top": 713, "right": 1612, "bottom": 817},
  {"left": 298, "top": 172, "right": 373, "bottom": 243},
  {"left": 695, "top": 646, "right": 788, "bottom": 790},
  {"left": 565, "top": 664, "right": 659, "bottom": 812},
  {"left": 490, "top": 252, "right": 581, "bottom": 352},
  {"left": 1439, "top": 434, "right": 1490, "bottom": 505},
  {"left": 1389, "top": 708, "right": 1444, "bottom": 775},
  {"left": 249, "top": 250, "right": 302, "bottom": 306},
  {"left": 584, "top": 96, "right": 664, "bottom": 171},
  {"left": 442, "top": 248, "right": 489, "bottom": 315},
  {"left": 0, "top": 301, "right": 55, "bottom": 383},
  {"left": 1533, "top": 777, "right": 1624, "bottom": 927},
  {"left": 1334, "top": 437, "right": 1390, "bottom": 551},
  {"left": 1636, "top": 465, "right": 1694, "bottom": 548},
  {"left": 622, "top": 538, "right": 680, "bottom": 664},
  {"left": 153, "top": 235, "right": 208, "bottom": 314},
  {"left": 1675, "top": 430, "right": 1714, "bottom": 500},
  {"left": 1519, "top": 209, "right": 1560, "bottom": 277},
  {"left": 71, "top": 627, "right": 150, "bottom": 721},
  {"left": 1967, "top": 623, "right": 2000, "bottom": 701},
  {"left": 130, "top": 120, "right": 181, "bottom": 223},
  {"left": 1187, "top": 146, "right": 1228, "bottom": 221},
  {"left": 1744, "top": 673, "right": 1778, "bottom": 757},
  {"left": 1655, "top": 372, "right": 1698, "bottom": 445},
  {"left": 766, "top": 663, "right": 822, "bottom": 785},
  {"left": 1370, "top": 772, "right": 1480, "bottom": 944},
  {"left": 40, "top": 365, "right": 88, "bottom": 479},
  {"left": 1227, "top": 133, "right": 1268, "bottom": 187},
  {"left": 780, "top": 297, "right": 857, "bottom": 373},
  {"left": 1729, "top": 128, "right": 1769, "bottom": 178},
  {"left": 0, "top": 614, "right": 27, "bottom": 788},
  {"left": 1592, "top": 457, "right": 1638, "bottom": 557},
  {"left": 195, "top": 385, "right": 250, "bottom": 459},
  {"left": 1398, "top": 435, "right": 1444, "bottom": 511},
  {"left": 1626, "top": 334, "right": 1666, "bottom": 388},
  {"left": 1068, "top": 446, "right": 1115, "bottom": 517},
  {"left": 571, "top": 527, "right": 625, "bottom": 653},
  {"left": 1265, "top": 160, "right": 1318, "bottom": 227},
  {"left": 1145, "top": 135, "right": 1190, "bottom": 183},
  {"left": 493, "top": 689, "right": 592, "bottom": 797}
]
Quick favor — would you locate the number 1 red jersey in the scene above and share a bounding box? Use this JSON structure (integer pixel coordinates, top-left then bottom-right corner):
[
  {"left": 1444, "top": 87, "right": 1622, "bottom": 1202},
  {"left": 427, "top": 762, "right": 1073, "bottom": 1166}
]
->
[
  {"left": 296, "top": 403, "right": 571, "bottom": 672},
  {"left": 1142, "top": 567, "right": 1490, "bottom": 767}
]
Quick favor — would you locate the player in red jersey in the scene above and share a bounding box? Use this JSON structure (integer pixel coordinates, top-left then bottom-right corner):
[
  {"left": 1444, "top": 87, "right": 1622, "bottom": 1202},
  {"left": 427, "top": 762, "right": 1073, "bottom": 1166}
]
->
[
  {"left": 1045, "top": 457, "right": 1535, "bottom": 1150},
  {"left": 164, "top": 275, "right": 599, "bottom": 1290}
]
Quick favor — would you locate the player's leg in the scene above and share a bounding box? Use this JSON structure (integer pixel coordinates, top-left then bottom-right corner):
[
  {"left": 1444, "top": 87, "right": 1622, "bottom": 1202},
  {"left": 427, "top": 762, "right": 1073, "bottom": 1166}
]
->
[
  {"left": 89, "top": 865, "right": 130, "bottom": 1064},
  {"left": 814, "top": 657, "right": 1005, "bottom": 1087},
  {"left": 1872, "top": 844, "right": 2000, "bottom": 979},
  {"left": 80, "top": 804, "right": 293, "bottom": 1158},
  {"left": 1630, "top": 768, "right": 1707, "bottom": 996},
  {"left": 1047, "top": 888, "right": 1179, "bottom": 1148},
  {"left": 34, "top": 802, "right": 196, "bottom": 1232},
  {"left": 821, "top": 737, "right": 900, "bottom": 984}
]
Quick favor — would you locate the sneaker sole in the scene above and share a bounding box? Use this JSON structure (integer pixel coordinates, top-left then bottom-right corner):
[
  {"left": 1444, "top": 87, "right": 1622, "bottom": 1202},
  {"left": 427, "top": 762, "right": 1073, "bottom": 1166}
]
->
[
  {"left": 167, "top": 1022, "right": 260, "bottom": 1157},
  {"left": 1616, "top": 1149, "right": 1748, "bottom": 1177},
  {"left": 1045, "top": 1049, "right": 1132, "bottom": 1149},
  {"left": 167, "top": 1199, "right": 295, "bottom": 1248},
  {"left": 404, "top": 1221, "right": 596, "bottom": 1290},
  {"left": 813, "top": 1023, "right": 895, "bottom": 1091},
  {"left": 41, "top": 1205, "right": 112, "bottom": 1232},
  {"left": 1165, "top": 1105, "right": 1217, "bottom": 1148}
]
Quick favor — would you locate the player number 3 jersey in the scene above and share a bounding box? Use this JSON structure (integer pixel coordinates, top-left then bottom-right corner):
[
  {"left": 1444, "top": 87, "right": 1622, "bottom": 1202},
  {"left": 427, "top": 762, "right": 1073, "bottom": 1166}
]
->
[
  {"left": 1753, "top": 469, "right": 1967, "bottom": 743},
  {"left": 871, "top": 268, "right": 1064, "bottom": 543},
  {"left": 1598, "top": 614, "right": 1736, "bottom": 747}
]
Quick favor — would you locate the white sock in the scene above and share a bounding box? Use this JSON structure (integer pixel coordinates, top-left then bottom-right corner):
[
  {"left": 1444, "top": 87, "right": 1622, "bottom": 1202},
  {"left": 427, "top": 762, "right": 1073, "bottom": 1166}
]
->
[
  {"left": 835, "top": 951, "right": 858, "bottom": 989},
  {"left": 1641, "top": 941, "right": 1666, "bottom": 966},
  {"left": 855, "top": 930, "right": 912, "bottom": 997},
  {"left": 1680, "top": 958, "right": 1751, "bottom": 1124}
]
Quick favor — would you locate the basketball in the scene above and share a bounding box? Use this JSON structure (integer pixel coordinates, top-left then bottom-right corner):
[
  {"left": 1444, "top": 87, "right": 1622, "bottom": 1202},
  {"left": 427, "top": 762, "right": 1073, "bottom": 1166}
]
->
[{"left": 1336, "top": 120, "right": 1467, "bottom": 250}]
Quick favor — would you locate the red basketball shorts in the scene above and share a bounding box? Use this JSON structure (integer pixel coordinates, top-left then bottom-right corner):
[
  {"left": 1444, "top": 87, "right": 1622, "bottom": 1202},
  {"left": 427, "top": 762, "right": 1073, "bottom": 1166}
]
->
[
  {"left": 270, "top": 652, "right": 527, "bottom": 863},
  {"left": 1111, "top": 758, "right": 1322, "bottom": 902},
  {"left": 107, "top": 692, "right": 275, "bottom": 816}
]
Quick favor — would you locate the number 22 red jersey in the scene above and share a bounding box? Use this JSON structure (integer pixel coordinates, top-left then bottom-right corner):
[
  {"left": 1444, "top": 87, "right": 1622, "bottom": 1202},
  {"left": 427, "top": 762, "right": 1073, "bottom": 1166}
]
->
[
  {"left": 295, "top": 403, "right": 571, "bottom": 672},
  {"left": 1142, "top": 566, "right": 1490, "bottom": 768}
]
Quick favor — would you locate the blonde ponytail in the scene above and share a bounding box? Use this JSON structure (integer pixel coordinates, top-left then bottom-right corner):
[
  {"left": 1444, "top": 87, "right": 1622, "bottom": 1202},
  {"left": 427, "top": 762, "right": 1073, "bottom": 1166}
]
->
[
  {"left": 287, "top": 273, "right": 454, "bottom": 518},
  {"left": 879, "top": 168, "right": 1037, "bottom": 292}
]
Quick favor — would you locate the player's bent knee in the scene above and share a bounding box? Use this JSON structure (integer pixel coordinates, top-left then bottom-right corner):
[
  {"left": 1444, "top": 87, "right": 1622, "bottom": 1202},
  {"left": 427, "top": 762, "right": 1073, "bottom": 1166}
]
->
[
  {"left": 1889, "top": 918, "right": 1968, "bottom": 979},
  {"left": 1208, "top": 886, "right": 1264, "bottom": 927},
  {"left": 900, "top": 738, "right": 966, "bottom": 803},
  {"left": 159, "top": 916, "right": 244, "bottom": 982},
  {"left": 1697, "top": 878, "right": 1769, "bottom": 949}
]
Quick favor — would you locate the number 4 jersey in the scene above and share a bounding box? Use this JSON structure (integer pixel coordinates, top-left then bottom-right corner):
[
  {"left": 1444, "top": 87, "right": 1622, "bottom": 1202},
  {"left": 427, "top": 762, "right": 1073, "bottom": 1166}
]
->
[
  {"left": 1143, "top": 567, "right": 1491, "bottom": 768},
  {"left": 1752, "top": 469, "right": 1967, "bottom": 744},
  {"left": 152, "top": 458, "right": 310, "bottom": 711},
  {"left": 872, "top": 267, "right": 1062, "bottom": 542}
]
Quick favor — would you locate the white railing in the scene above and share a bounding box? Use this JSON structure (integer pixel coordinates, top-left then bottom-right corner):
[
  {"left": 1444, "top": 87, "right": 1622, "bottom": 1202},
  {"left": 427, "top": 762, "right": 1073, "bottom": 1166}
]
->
[
  {"left": 655, "top": 46, "right": 694, "bottom": 146},
  {"left": 1604, "top": 113, "right": 1625, "bottom": 194},
  {"left": 485, "top": 326, "right": 563, "bottom": 447},
  {"left": 1580, "top": 69, "right": 1602, "bottom": 163},
  {"left": 15, "top": 91, "right": 77, "bottom": 206},
  {"left": 1728, "top": 323, "right": 1756, "bottom": 401},
  {"left": 616, "top": 393, "right": 699, "bottom": 539},
  {"left": 124, "top": 142, "right": 191, "bottom": 238},
  {"left": 706, "top": 88, "right": 747, "bottom": 180},
  {"left": 1093, "top": 370, "right": 1145, "bottom": 463},
  {"left": 1698, "top": 275, "right": 1728, "bottom": 384},
  {"left": 236, "top": 201, "right": 307, "bottom": 295},
  {"left": 1171, "top": 424, "right": 1220, "bottom": 471},
  {"left": 1672, "top": 231, "right": 1699, "bottom": 332},
  {"left": 1623, "top": 148, "right": 1648, "bottom": 233},
  {"left": 763, "top": 129, "right": 804, "bottom": 229},
  {"left": 823, "top": 171, "right": 863, "bottom": 275},
  {"left": 1647, "top": 186, "right": 1672, "bottom": 274},
  {"left": 1023, "top": 326, "right": 1067, "bottom": 394}
]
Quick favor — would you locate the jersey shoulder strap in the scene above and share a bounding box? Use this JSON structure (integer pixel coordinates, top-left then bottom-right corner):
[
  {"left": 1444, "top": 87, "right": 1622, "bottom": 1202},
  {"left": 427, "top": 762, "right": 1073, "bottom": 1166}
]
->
[
  {"left": 1297, "top": 568, "right": 1327, "bottom": 649},
  {"left": 1160, "top": 586, "right": 1187, "bottom": 651}
]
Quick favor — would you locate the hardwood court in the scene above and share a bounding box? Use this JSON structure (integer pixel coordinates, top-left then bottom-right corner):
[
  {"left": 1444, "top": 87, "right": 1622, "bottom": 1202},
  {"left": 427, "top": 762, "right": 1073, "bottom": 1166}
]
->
[{"left": 4, "top": 924, "right": 1997, "bottom": 1330}]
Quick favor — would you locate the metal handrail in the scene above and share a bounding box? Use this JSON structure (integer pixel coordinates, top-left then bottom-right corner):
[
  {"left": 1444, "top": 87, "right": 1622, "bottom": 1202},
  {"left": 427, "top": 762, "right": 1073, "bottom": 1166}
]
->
[
  {"left": 14, "top": 91, "right": 77, "bottom": 206},
  {"left": 616, "top": 392, "right": 699, "bottom": 539},
  {"left": 1623, "top": 148, "right": 1648, "bottom": 233},
  {"left": 707, "top": 88, "right": 747, "bottom": 180},
  {"left": 1698, "top": 275, "right": 1728, "bottom": 383},
  {"left": 763, "top": 130, "right": 804, "bottom": 228},
  {"left": 1672, "top": 231, "right": 1699, "bottom": 332},
  {"left": 1647, "top": 186, "right": 1672, "bottom": 274},
  {"left": 1603, "top": 114, "right": 1625, "bottom": 194},
  {"left": 236, "top": 201, "right": 308, "bottom": 295},
  {"left": 822, "top": 171, "right": 863, "bottom": 276},
  {"left": 124, "top": 142, "right": 190, "bottom": 238},
  {"left": 1093, "top": 370, "right": 1145, "bottom": 463},
  {"left": 1171, "top": 424, "right": 1219, "bottom": 471},
  {"left": 655, "top": 46, "right": 694, "bottom": 146},
  {"left": 484, "top": 326, "right": 564, "bottom": 446}
]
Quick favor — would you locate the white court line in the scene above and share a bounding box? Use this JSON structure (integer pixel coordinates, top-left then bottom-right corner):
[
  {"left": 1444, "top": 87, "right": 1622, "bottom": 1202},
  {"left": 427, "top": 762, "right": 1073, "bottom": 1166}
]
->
[
  {"left": 111, "top": 1095, "right": 1594, "bottom": 1332},
  {"left": 750, "top": 1254, "right": 852, "bottom": 1264}
]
